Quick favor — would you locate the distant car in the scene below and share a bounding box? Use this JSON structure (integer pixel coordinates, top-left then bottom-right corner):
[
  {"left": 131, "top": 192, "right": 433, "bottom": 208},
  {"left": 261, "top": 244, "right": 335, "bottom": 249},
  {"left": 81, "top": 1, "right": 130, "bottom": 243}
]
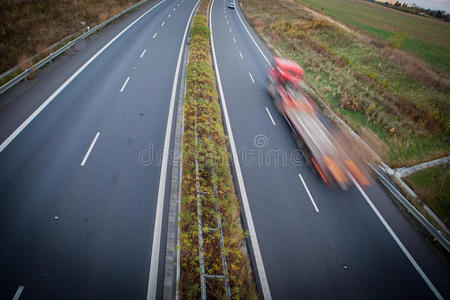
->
[{"left": 228, "top": 2, "right": 235, "bottom": 9}]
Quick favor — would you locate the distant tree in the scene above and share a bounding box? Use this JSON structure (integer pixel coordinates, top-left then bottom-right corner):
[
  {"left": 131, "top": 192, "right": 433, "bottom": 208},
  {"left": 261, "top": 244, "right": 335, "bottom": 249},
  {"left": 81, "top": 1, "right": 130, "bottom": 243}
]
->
[{"left": 375, "top": 0, "right": 449, "bottom": 22}]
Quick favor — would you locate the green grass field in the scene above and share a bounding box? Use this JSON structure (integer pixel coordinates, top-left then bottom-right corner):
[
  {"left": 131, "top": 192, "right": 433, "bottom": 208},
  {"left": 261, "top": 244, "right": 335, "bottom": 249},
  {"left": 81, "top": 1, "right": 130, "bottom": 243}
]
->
[
  {"left": 298, "top": 0, "right": 450, "bottom": 74},
  {"left": 404, "top": 163, "right": 449, "bottom": 228}
]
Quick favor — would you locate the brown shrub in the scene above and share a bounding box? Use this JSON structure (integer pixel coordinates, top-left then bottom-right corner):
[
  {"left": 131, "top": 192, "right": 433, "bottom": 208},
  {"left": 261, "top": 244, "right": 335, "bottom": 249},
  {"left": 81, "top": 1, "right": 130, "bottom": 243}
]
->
[
  {"left": 36, "top": 44, "right": 50, "bottom": 60},
  {"left": 98, "top": 12, "right": 110, "bottom": 23},
  {"left": 17, "top": 55, "right": 32, "bottom": 71},
  {"left": 339, "top": 90, "right": 364, "bottom": 112},
  {"left": 26, "top": 67, "right": 36, "bottom": 80}
]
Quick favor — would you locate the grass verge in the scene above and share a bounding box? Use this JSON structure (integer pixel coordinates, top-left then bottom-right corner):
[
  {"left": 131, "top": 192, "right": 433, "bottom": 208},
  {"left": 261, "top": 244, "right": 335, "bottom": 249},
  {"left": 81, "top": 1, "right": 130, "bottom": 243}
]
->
[
  {"left": 178, "top": 4, "right": 257, "bottom": 299},
  {"left": 240, "top": 0, "right": 449, "bottom": 168},
  {"left": 404, "top": 163, "right": 450, "bottom": 228}
]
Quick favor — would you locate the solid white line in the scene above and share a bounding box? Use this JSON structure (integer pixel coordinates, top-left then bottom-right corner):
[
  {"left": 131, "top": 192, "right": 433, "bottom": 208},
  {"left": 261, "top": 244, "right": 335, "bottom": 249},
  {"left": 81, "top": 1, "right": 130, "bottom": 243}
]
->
[
  {"left": 153, "top": 32, "right": 157, "bottom": 38},
  {"left": 0, "top": 0, "right": 167, "bottom": 153},
  {"left": 233, "top": 37, "right": 236, "bottom": 43},
  {"left": 161, "top": 21, "right": 165, "bottom": 26},
  {"left": 235, "top": 2, "right": 271, "bottom": 66},
  {"left": 239, "top": 51, "right": 243, "bottom": 59},
  {"left": 140, "top": 49, "right": 147, "bottom": 58},
  {"left": 265, "top": 106, "right": 275, "bottom": 125},
  {"left": 248, "top": 72, "right": 255, "bottom": 84},
  {"left": 81, "top": 132, "right": 100, "bottom": 166},
  {"left": 120, "top": 76, "right": 130, "bottom": 92},
  {"left": 12, "top": 286, "right": 24, "bottom": 300},
  {"left": 298, "top": 174, "right": 319, "bottom": 213},
  {"left": 349, "top": 175, "right": 443, "bottom": 299},
  {"left": 146, "top": 1, "right": 200, "bottom": 299},
  {"left": 210, "top": 0, "right": 272, "bottom": 298}
]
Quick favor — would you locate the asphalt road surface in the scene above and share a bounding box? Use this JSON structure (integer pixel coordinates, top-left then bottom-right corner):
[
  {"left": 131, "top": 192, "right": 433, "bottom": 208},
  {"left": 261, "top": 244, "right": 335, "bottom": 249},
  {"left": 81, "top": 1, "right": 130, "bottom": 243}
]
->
[
  {"left": 0, "top": 0, "right": 198, "bottom": 298},
  {"left": 210, "top": 0, "right": 450, "bottom": 299},
  {"left": 1, "top": 0, "right": 449, "bottom": 299}
]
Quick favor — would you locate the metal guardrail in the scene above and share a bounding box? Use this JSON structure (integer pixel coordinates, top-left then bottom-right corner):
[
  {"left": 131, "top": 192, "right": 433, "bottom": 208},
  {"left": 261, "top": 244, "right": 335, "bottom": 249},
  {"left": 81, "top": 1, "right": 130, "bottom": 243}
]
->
[
  {"left": 371, "top": 164, "right": 450, "bottom": 252},
  {"left": 0, "top": 0, "right": 151, "bottom": 96}
]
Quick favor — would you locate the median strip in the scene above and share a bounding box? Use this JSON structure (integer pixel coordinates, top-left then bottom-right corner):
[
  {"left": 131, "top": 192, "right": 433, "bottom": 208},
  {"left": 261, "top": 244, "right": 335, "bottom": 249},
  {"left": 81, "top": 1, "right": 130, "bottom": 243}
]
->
[{"left": 178, "top": 2, "right": 257, "bottom": 298}]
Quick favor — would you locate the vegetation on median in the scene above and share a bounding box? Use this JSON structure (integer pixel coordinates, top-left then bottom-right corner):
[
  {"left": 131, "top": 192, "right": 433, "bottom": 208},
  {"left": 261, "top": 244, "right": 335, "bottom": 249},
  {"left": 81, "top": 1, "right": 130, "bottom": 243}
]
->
[
  {"left": 240, "top": 0, "right": 449, "bottom": 168},
  {"left": 179, "top": 7, "right": 257, "bottom": 299}
]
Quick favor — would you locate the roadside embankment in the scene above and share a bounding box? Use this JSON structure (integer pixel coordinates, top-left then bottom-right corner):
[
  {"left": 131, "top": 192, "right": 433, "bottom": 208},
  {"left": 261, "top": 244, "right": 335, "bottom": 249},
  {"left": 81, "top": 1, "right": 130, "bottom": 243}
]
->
[{"left": 178, "top": 3, "right": 257, "bottom": 299}]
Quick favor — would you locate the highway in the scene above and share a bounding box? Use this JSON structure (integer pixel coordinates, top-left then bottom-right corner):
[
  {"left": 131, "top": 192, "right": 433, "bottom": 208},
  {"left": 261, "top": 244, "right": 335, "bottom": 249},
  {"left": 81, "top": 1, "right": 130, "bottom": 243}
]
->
[
  {"left": 0, "top": 0, "right": 198, "bottom": 298},
  {"left": 210, "top": 0, "right": 450, "bottom": 299},
  {"left": 0, "top": 0, "right": 449, "bottom": 298}
]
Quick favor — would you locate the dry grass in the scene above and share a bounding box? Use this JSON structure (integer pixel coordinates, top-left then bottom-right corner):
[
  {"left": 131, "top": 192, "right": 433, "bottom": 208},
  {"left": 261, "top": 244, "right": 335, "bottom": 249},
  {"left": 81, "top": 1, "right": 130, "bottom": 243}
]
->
[
  {"left": 0, "top": 0, "right": 140, "bottom": 74},
  {"left": 17, "top": 54, "right": 35, "bottom": 79},
  {"left": 36, "top": 44, "right": 50, "bottom": 60},
  {"left": 17, "top": 55, "right": 32, "bottom": 71}
]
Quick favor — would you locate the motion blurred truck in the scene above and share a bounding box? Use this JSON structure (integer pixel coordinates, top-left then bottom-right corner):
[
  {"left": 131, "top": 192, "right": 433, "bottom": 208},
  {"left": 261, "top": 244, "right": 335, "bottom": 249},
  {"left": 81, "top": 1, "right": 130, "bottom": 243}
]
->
[{"left": 267, "top": 57, "right": 370, "bottom": 189}]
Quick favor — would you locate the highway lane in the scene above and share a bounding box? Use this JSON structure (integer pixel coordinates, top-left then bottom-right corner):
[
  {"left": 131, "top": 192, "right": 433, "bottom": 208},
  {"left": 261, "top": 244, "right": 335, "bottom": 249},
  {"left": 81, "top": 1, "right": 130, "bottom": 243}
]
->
[
  {"left": 211, "top": 0, "right": 450, "bottom": 299},
  {"left": 0, "top": 0, "right": 197, "bottom": 298}
]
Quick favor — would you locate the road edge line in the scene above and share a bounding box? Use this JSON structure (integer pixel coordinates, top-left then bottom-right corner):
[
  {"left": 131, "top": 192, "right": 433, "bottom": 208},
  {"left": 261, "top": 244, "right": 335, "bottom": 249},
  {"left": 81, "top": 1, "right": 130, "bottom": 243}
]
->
[
  {"left": 210, "top": 0, "right": 272, "bottom": 299},
  {"left": 146, "top": 1, "right": 201, "bottom": 299},
  {"left": 162, "top": 13, "right": 190, "bottom": 299}
]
